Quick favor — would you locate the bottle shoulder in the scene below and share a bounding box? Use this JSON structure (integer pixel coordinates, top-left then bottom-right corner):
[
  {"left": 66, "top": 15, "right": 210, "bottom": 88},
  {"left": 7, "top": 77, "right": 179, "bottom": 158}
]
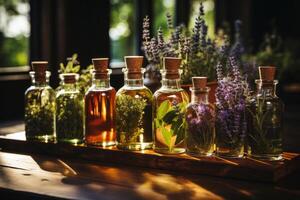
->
[
  {"left": 116, "top": 86, "right": 153, "bottom": 101},
  {"left": 25, "top": 86, "right": 55, "bottom": 96},
  {"left": 56, "top": 88, "right": 83, "bottom": 99},
  {"left": 86, "top": 86, "right": 116, "bottom": 94},
  {"left": 154, "top": 88, "right": 189, "bottom": 102}
]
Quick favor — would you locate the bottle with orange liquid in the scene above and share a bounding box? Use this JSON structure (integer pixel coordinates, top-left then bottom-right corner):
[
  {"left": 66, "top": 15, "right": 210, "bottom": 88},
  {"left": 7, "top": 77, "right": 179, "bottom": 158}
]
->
[{"left": 85, "top": 58, "right": 116, "bottom": 147}]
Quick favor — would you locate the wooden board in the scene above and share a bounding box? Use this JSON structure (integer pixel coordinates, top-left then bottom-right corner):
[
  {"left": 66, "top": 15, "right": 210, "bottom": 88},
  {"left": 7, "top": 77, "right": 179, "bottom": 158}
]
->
[{"left": 0, "top": 132, "right": 299, "bottom": 183}]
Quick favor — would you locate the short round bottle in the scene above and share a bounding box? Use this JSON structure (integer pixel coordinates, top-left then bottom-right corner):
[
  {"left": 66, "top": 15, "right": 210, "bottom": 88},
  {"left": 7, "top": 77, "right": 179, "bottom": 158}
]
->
[
  {"left": 247, "top": 66, "right": 284, "bottom": 160},
  {"left": 116, "top": 56, "right": 153, "bottom": 151},
  {"left": 56, "top": 73, "right": 84, "bottom": 145},
  {"left": 185, "top": 77, "right": 215, "bottom": 157},
  {"left": 25, "top": 61, "right": 56, "bottom": 142},
  {"left": 85, "top": 58, "right": 116, "bottom": 147},
  {"left": 153, "top": 57, "right": 189, "bottom": 154}
]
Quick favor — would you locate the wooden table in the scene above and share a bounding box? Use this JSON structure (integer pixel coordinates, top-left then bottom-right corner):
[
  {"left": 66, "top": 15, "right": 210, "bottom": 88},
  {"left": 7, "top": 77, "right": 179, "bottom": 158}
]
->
[
  {"left": 0, "top": 151, "right": 300, "bottom": 200},
  {"left": 0, "top": 143, "right": 300, "bottom": 199}
]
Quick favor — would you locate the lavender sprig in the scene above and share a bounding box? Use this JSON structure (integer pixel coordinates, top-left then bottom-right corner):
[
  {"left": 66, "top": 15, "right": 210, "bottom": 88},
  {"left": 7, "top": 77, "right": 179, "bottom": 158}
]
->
[
  {"left": 142, "top": 16, "right": 153, "bottom": 61},
  {"left": 191, "top": 16, "right": 201, "bottom": 54},
  {"left": 215, "top": 55, "right": 248, "bottom": 143},
  {"left": 166, "top": 12, "right": 173, "bottom": 30}
]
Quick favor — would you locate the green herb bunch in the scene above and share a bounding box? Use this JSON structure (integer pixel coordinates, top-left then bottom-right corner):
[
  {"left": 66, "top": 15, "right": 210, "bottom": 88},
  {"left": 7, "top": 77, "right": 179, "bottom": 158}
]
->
[
  {"left": 58, "top": 53, "right": 93, "bottom": 94},
  {"left": 56, "top": 93, "right": 84, "bottom": 142},
  {"left": 154, "top": 100, "right": 187, "bottom": 151},
  {"left": 116, "top": 94, "right": 147, "bottom": 143},
  {"left": 25, "top": 87, "right": 56, "bottom": 139},
  {"left": 247, "top": 94, "right": 283, "bottom": 155}
]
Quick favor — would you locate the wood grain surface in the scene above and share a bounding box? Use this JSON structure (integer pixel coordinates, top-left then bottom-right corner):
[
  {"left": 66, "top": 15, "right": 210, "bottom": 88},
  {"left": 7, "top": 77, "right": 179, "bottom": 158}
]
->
[{"left": 0, "top": 132, "right": 299, "bottom": 183}]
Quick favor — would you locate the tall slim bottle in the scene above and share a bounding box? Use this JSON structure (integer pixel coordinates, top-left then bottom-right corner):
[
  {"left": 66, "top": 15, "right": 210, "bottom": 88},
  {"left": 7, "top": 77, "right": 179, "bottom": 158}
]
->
[
  {"left": 247, "top": 66, "right": 284, "bottom": 160},
  {"left": 116, "top": 56, "right": 153, "bottom": 150},
  {"left": 85, "top": 58, "right": 116, "bottom": 147},
  {"left": 153, "top": 57, "right": 189, "bottom": 154},
  {"left": 25, "top": 61, "right": 56, "bottom": 142}
]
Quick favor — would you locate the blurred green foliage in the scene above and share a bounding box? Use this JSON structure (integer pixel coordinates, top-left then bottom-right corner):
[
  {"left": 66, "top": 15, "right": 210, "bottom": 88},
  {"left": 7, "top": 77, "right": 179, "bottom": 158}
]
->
[
  {"left": 0, "top": 0, "right": 29, "bottom": 67},
  {"left": 110, "top": 0, "right": 135, "bottom": 61}
]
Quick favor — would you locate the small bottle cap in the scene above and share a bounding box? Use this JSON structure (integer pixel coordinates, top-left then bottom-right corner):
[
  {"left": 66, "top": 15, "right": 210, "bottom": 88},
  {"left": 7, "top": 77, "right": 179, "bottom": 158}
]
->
[
  {"left": 60, "top": 73, "right": 78, "bottom": 84},
  {"left": 31, "top": 61, "right": 48, "bottom": 82},
  {"left": 259, "top": 66, "right": 276, "bottom": 81},
  {"left": 31, "top": 61, "right": 48, "bottom": 74},
  {"left": 192, "top": 77, "right": 207, "bottom": 89},
  {"left": 163, "top": 57, "right": 181, "bottom": 79},
  {"left": 124, "top": 56, "right": 144, "bottom": 79},
  {"left": 92, "top": 58, "right": 109, "bottom": 79}
]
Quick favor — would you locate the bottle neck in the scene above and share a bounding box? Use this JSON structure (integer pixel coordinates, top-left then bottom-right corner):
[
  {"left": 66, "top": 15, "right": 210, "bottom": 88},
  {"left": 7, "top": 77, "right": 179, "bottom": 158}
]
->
[
  {"left": 191, "top": 87, "right": 209, "bottom": 103},
  {"left": 123, "top": 71, "right": 144, "bottom": 87},
  {"left": 125, "top": 79, "right": 143, "bottom": 87},
  {"left": 30, "top": 71, "right": 50, "bottom": 87},
  {"left": 161, "top": 79, "right": 181, "bottom": 89},
  {"left": 59, "top": 73, "right": 79, "bottom": 91},
  {"left": 256, "top": 79, "right": 277, "bottom": 97},
  {"left": 92, "top": 78, "right": 110, "bottom": 88}
]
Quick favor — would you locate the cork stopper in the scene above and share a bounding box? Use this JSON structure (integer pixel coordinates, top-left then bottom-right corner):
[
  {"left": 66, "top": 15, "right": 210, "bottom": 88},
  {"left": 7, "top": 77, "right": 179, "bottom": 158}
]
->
[
  {"left": 163, "top": 57, "right": 181, "bottom": 79},
  {"left": 124, "top": 56, "right": 143, "bottom": 79},
  {"left": 60, "top": 73, "right": 78, "bottom": 84},
  {"left": 31, "top": 61, "right": 47, "bottom": 73},
  {"left": 92, "top": 58, "right": 109, "bottom": 79},
  {"left": 259, "top": 66, "right": 276, "bottom": 81},
  {"left": 192, "top": 77, "right": 207, "bottom": 89},
  {"left": 31, "top": 61, "right": 48, "bottom": 82}
]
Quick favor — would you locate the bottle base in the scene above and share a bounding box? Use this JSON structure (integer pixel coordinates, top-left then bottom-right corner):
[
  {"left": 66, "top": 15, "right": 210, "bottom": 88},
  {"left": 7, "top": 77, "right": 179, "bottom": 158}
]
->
[
  {"left": 187, "top": 150, "right": 214, "bottom": 157},
  {"left": 87, "top": 141, "right": 116, "bottom": 147},
  {"left": 249, "top": 153, "right": 283, "bottom": 161},
  {"left": 216, "top": 151, "right": 244, "bottom": 158},
  {"left": 26, "top": 135, "right": 55, "bottom": 143},
  {"left": 154, "top": 147, "right": 185, "bottom": 154},
  {"left": 57, "top": 138, "right": 84, "bottom": 145},
  {"left": 117, "top": 142, "right": 152, "bottom": 151}
]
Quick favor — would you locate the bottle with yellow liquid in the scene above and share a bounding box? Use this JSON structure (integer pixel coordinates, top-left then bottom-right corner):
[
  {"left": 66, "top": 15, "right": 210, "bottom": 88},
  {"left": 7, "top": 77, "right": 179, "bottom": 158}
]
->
[
  {"left": 116, "top": 56, "right": 153, "bottom": 150},
  {"left": 153, "top": 57, "right": 189, "bottom": 154}
]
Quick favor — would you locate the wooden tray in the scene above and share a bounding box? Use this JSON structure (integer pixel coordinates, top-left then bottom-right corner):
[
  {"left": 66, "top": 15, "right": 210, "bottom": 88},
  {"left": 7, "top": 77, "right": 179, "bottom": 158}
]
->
[{"left": 0, "top": 131, "right": 299, "bottom": 183}]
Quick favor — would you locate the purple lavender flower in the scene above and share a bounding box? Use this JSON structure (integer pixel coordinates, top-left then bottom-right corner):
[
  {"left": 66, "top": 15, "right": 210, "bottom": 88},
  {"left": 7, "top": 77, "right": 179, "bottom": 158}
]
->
[
  {"left": 215, "top": 55, "right": 248, "bottom": 143},
  {"left": 230, "top": 20, "right": 245, "bottom": 60},
  {"left": 166, "top": 12, "right": 173, "bottom": 30},
  {"left": 200, "top": 22, "right": 208, "bottom": 49},
  {"left": 191, "top": 16, "right": 201, "bottom": 54}
]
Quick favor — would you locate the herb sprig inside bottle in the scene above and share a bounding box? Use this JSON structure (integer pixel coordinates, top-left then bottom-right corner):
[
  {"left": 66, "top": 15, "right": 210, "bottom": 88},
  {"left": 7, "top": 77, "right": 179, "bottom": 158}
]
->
[
  {"left": 56, "top": 73, "right": 84, "bottom": 145},
  {"left": 185, "top": 77, "right": 215, "bottom": 157},
  {"left": 25, "top": 61, "right": 56, "bottom": 142},
  {"left": 116, "top": 56, "right": 153, "bottom": 151},
  {"left": 153, "top": 57, "right": 189, "bottom": 154}
]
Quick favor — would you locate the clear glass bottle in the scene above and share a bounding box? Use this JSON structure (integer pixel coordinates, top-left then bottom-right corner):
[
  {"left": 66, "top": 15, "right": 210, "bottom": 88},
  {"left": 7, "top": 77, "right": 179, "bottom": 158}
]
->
[
  {"left": 56, "top": 73, "right": 84, "bottom": 145},
  {"left": 85, "top": 58, "right": 116, "bottom": 147},
  {"left": 247, "top": 66, "right": 284, "bottom": 160},
  {"left": 25, "top": 61, "right": 56, "bottom": 142},
  {"left": 185, "top": 77, "right": 215, "bottom": 156},
  {"left": 153, "top": 57, "right": 189, "bottom": 154},
  {"left": 116, "top": 56, "right": 153, "bottom": 150}
]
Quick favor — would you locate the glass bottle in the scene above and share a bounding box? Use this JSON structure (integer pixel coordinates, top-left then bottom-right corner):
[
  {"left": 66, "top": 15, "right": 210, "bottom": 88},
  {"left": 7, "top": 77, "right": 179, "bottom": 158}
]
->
[
  {"left": 185, "top": 77, "right": 215, "bottom": 156},
  {"left": 116, "top": 56, "right": 153, "bottom": 150},
  {"left": 85, "top": 58, "right": 116, "bottom": 147},
  {"left": 25, "top": 61, "right": 56, "bottom": 142},
  {"left": 56, "top": 73, "right": 84, "bottom": 145},
  {"left": 215, "top": 107, "right": 246, "bottom": 158},
  {"left": 153, "top": 57, "right": 189, "bottom": 154},
  {"left": 247, "top": 66, "right": 284, "bottom": 160}
]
